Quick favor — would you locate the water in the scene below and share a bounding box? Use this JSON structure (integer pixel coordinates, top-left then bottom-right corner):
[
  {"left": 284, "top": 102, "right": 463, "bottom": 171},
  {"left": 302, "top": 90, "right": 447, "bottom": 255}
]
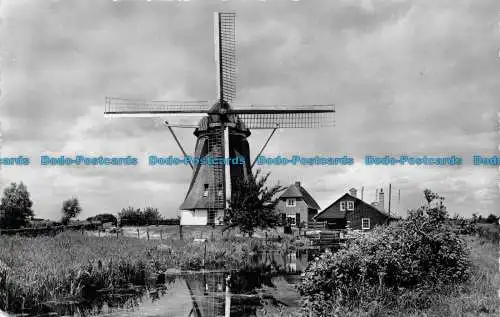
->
[{"left": 30, "top": 251, "right": 316, "bottom": 317}]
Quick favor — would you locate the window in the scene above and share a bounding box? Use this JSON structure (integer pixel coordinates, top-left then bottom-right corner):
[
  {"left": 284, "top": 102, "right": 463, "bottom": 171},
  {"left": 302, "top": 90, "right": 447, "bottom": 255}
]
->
[
  {"left": 217, "top": 184, "right": 224, "bottom": 197},
  {"left": 286, "top": 214, "right": 296, "bottom": 226},
  {"left": 347, "top": 201, "right": 354, "bottom": 211},
  {"left": 286, "top": 198, "right": 296, "bottom": 207},
  {"left": 203, "top": 184, "right": 209, "bottom": 197},
  {"left": 362, "top": 218, "right": 370, "bottom": 230},
  {"left": 340, "top": 201, "right": 346, "bottom": 211}
]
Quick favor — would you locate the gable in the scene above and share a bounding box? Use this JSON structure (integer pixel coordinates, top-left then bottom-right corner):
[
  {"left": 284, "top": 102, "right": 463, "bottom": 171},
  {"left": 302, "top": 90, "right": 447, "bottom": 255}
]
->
[
  {"left": 279, "top": 183, "right": 321, "bottom": 210},
  {"left": 315, "top": 193, "right": 390, "bottom": 221}
]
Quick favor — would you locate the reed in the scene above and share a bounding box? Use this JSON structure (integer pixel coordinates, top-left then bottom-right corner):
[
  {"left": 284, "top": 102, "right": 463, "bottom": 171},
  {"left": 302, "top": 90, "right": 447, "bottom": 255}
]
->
[{"left": 0, "top": 231, "right": 294, "bottom": 314}]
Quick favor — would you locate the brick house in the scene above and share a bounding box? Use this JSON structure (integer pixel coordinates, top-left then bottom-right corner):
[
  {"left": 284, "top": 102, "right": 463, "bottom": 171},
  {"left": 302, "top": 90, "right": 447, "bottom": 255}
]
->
[
  {"left": 275, "top": 181, "right": 320, "bottom": 228},
  {"left": 314, "top": 188, "right": 395, "bottom": 230}
]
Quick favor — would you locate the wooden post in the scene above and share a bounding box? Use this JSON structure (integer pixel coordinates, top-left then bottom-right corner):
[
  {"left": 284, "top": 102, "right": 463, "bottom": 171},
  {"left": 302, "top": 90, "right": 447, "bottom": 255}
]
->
[
  {"left": 147, "top": 226, "right": 150, "bottom": 240},
  {"left": 225, "top": 274, "right": 231, "bottom": 317},
  {"left": 160, "top": 228, "right": 163, "bottom": 240},
  {"left": 137, "top": 228, "right": 140, "bottom": 239},
  {"left": 179, "top": 224, "right": 183, "bottom": 240},
  {"left": 203, "top": 241, "right": 207, "bottom": 268}
]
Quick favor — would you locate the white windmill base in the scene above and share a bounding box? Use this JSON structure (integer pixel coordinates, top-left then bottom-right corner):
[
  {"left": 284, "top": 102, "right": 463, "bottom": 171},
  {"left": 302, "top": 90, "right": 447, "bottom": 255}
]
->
[{"left": 179, "top": 209, "right": 225, "bottom": 226}]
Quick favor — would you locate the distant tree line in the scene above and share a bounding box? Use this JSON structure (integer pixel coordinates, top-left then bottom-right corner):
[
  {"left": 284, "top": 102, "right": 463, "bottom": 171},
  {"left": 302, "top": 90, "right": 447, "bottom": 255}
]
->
[
  {"left": 471, "top": 213, "right": 499, "bottom": 224},
  {"left": 0, "top": 182, "right": 181, "bottom": 230},
  {"left": 117, "top": 206, "right": 178, "bottom": 226}
]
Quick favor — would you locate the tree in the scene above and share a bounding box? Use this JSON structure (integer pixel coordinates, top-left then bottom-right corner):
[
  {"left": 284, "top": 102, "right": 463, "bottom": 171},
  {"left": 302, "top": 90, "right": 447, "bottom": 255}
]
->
[
  {"left": 421, "top": 188, "right": 447, "bottom": 223},
  {"left": 0, "top": 182, "right": 34, "bottom": 229},
  {"left": 61, "top": 198, "right": 82, "bottom": 225},
  {"left": 485, "top": 214, "right": 499, "bottom": 224},
  {"left": 223, "top": 169, "right": 284, "bottom": 237},
  {"left": 118, "top": 206, "right": 143, "bottom": 226},
  {"left": 143, "top": 207, "right": 162, "bottom": 225}
]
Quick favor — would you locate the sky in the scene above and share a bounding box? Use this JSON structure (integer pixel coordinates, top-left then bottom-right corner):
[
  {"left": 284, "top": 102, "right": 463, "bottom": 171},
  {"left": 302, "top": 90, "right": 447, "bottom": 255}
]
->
[{"left": 0, "top": 0, "right": 498, "bottom": 221}]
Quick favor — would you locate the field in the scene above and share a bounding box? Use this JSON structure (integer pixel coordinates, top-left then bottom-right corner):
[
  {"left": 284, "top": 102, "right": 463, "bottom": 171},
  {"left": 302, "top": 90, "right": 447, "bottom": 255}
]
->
[{"left": 0, "top": 230, "right": 297, "bottom": 314}]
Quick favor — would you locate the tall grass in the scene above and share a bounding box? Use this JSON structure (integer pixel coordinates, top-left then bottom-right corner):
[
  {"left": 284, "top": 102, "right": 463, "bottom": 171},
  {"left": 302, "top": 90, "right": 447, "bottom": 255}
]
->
[{"left": 0, "top": 231, "right": 295, "bottom": 313}]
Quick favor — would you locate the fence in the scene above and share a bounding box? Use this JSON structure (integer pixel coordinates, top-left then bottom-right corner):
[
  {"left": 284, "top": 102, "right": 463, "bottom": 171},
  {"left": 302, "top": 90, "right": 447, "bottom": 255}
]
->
[
  {"left": 306, "top": 230, "right": 347, "bottom": 249},
  {"left": 307, "top": 221, "right": 327, "bottom": 230}
]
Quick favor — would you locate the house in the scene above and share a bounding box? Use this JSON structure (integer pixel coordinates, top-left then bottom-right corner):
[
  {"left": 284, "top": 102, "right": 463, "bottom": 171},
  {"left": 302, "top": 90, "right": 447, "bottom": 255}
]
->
[
  {"left": 275, "top": 181, "right": 321, "bottom": 228},
  {"left": 314, "top": 188, "right": 395, "bottom": 231}
]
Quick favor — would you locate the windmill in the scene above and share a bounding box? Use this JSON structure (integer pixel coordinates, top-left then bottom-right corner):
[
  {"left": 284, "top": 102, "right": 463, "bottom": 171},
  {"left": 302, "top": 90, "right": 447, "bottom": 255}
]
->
[{"left": 104, "top": 12, "right": 335, "bottom": 226}]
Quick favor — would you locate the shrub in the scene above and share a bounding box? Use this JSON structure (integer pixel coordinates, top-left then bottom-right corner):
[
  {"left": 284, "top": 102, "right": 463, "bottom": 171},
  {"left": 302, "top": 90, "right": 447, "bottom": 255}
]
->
[{"left": 298, "top": 208, "right": 471, "bottom": 316}]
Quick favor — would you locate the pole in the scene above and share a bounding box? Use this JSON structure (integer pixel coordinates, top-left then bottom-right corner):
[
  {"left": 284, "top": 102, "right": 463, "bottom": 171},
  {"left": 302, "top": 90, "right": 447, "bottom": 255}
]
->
[
  {"left": 251, "top": 125, "right": 279, "bottom": 169},
  {"left": 361, "top": 186, "right": 364, "bottom": 201},
  {"left": 165, "top": 121, "right": 193, "bottom": 170},
  {"left": 225, "top": 275, "right": 231, "bottom": 317},
  {"left": 203, "top": 241, "right": 207, "bottom": 268},
  {"left": 398, "top": 189, "right": 401, "bottom": 205},
  {"left": 388, "top": 184, "right": 392, "bottom": 216}
]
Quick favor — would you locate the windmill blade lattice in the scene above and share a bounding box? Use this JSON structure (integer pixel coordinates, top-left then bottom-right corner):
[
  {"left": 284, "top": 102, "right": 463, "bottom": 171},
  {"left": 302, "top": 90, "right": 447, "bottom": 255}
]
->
[
  {"left": 229, "top": 104, "right": 336, "bottom": 129},
  {"left": 216, "top": 12, "right": 237, "bottom": 103},
  {"left": 104, "top": 97, "right": 211, "bottom": 116}
]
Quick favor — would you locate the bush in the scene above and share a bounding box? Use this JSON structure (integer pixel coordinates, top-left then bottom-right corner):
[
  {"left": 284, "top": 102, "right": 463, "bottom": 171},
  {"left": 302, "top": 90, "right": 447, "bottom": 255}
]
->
[{"left": 298, "top": 209, "right": 472, "bottom": 316}]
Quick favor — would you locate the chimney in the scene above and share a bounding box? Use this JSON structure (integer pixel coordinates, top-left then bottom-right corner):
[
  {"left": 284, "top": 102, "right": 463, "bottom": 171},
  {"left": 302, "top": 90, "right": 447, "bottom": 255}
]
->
[
  {"left": 378, "top": 189, "right": 385, "bottom": 210},
  {"left": 349, "top": 187, "right": 357, "bottom": 198},
  {"left": 295, "top": 181, "right": 301, "bottom": 187}
]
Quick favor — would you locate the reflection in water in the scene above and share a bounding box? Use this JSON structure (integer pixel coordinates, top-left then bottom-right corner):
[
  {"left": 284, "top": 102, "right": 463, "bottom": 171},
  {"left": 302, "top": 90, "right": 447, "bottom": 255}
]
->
[{"left": 31, "top": 251, "right": 314, "bottom": 317}]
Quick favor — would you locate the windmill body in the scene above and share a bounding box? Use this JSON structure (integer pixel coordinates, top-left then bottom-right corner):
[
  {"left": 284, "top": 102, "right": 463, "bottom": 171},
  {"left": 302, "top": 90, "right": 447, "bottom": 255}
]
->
[
  {"left": 104, "top": 13, "right": 335, "bottom": 226},
  {"left": 179, "top": 101, "right": 253, "bottom": 225}
]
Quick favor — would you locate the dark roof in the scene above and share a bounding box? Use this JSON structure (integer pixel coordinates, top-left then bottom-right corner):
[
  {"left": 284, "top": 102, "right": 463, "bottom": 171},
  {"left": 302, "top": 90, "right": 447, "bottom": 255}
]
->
[
  {"left": 315, "top": 192, "right": 395, "bottom": 220},
  {"left": 279, "top": 183, "right": 321, "bottom": 210}
]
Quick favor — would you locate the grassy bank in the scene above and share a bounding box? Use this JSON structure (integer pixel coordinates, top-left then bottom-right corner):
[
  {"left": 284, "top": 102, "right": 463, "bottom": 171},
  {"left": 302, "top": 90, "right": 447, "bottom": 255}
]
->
[{"left": 0, "top": 230, "right": 296, "bottom": 313}]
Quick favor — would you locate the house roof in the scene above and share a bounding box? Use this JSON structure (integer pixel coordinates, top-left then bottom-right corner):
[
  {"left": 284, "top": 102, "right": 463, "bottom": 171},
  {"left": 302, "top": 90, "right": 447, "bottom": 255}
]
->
[
  {"left": 315, "top": 192, "right": 396, "bottom": 220},
  {"left": 279, "top": 182, "right": 321, "bottom": 210}
]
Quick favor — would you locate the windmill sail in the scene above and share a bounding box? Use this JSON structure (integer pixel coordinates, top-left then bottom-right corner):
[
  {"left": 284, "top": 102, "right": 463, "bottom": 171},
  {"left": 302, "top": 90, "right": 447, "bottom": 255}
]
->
[
  {"left": 229, "top": 104, "right": 335, "bottom": 129},
  {"left": 104, "top": 98, "right": 210, "bottom": 118},
  {"left": 214, "top": 12, "right": 236, "bottom": 103}
]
